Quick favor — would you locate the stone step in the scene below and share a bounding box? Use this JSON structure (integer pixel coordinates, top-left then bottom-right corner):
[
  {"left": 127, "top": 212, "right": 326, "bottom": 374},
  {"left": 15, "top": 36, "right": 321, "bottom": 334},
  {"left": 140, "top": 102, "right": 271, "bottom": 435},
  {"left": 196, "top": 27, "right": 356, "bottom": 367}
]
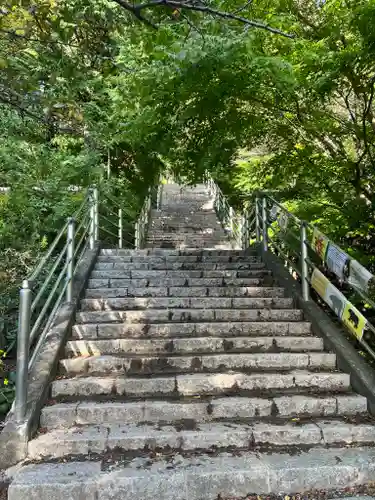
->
[
  {"left": 148, "top": 228, "right": 225, "bottom": 234},
  {"left": 91, "top": 269, "right": 271, "bottom": 279},
  {"left": 72, "top": 321, "right": 312, "bottom": 339},
  {"left": 41, "top": 394, "right": 367, "bottom": 430},
  {"left": 76, "top": 308, "right": 304, "bottom": 324},
  {"left": 59, "top": 352, "right": 336, "bottom": 376},
  {"left": 65, "top": 336, "right": 324, "bottom": 357},
  {"left": 84, "top": 286, "right": 285, "bottom": 299},
  {"left": 51, "top": 371, "right": 351, "bottom": 400},
  {"left": 146, "top": 237, "right": 231, "bottom": 243},
  {"left": 145, "top": 243, "right": 237, "bottom": 250},
  {"left": 97, "top": 254, "right": 261, "bottom": 263},
  {"left": 87, "top": 277, "right": 264, "bottom": 288},
  {"left": 94, "top": 262, "right": 266, "bottom": 270},
  {"left": 80, "top": 297, "right": 294, "bottom": 312},
  {"left": 147, "top": 230, "right": 224, "bottom": 236},
  {"left": 28, "top": 420, "right": 375, "bottom": 460},
  {"left": 100, "top": 249, "right": 258, "bottom": 256},
  {"left": 10, "top": 447, "right": 375, "bottom": 500}
]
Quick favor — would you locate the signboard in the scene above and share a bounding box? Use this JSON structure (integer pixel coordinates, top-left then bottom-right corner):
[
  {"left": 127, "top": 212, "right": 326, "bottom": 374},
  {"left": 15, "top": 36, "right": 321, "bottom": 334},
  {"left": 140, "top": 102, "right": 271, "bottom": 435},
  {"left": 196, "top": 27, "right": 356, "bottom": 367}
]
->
[
  {"left": 270, "top": 204, "right": 279, "bottom": 221},
  {"left": 348, "top": 260, "right": 374, "bottom": 295},
  {"left": 311, "top": 269, "right": 367, "bottom": 342},
  {"left": 311, "top": 268, "right": 329, "bottom": 299},
  {"left": 326, "top": 243, "right": 349, "bottom": 280},
  {"left": 342, "top": 302, "right": 367, "bottom": 341},
  {"left": 311, "top": 228, "right": 329, "bottom": 261},
  {"left": 277, "top": 212, "right": 289, "bottom": 231}
]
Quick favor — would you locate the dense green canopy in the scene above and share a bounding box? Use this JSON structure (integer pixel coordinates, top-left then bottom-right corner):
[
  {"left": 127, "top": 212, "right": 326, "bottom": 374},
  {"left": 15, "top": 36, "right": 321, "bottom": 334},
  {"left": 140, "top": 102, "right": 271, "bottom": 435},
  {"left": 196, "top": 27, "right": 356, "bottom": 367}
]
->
[{"left": 1, "top": 0, "right": 375, "bottom": 355}]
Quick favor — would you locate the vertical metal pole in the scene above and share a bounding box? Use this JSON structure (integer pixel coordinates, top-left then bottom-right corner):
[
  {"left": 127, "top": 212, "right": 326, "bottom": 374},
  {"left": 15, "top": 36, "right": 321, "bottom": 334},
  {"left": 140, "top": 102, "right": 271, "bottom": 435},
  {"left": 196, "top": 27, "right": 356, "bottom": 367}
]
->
[
  {"left": 15, "top": 280, "right": 32, "bottom": 422},
  {"left": 255, "top": 196, "right": 261, "bottom": 242},
  {"left": 107, "top": 148, "right": 111, "bottom": 179},
  {"left": 229, "top": 206, "right": 234, "bottom": 234},
  {"left": 89, "top": 188, "right": 95, "bottom": 250},
  {"left": 242, "top": 214, "right": 248, "bottom": 249},
  {"left": 262, "top": 198, "right": 268, "bottom": 252},
  {"left": 66, "top": 218, "right": 75, "bottom": 302},
  {"left": 156, "top": 185, "right": 161, "bottom": 210},
  {"left": 93, "top": 186, "right": 99, "bottom": 241},
  {"left": 300, "top": 221, "right": 310, "bottom": 301},
  {"left": 118, "top": 208, "right": 123, "bottom": 249},
  {"left": 135, "top": 221, "right": 140, "bottom": 249},
  {"left": 237, "top": 214, "right": 244, "bottom": 249}
]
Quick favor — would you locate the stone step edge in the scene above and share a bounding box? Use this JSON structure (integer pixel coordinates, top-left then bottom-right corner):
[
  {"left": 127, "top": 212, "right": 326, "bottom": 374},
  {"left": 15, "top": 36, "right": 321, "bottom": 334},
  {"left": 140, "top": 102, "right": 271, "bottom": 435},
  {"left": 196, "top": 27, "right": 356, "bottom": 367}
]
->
[
  {"left": 85, "top": 286, "right": 283, "bottom": 294},
  {"left": 59, "top": 352, "right": 337, "bottom": 376},
  {"left": 65, "top": 336, "right": 324, "bottom": 356},
  {"left": 75, "top": 309, "right": 304, "bottom": 324},
  {"left": 28, "top": 420, "right": 375, "bottom": 460},
  {"left": 100, "top": 250, "right": 258, "bottom": 255},
  {"left": 79, "top": 299, "right": 294, "bottom": 311},
  {"left": 41, "top": 395, "right": 367, "bottom": 431},
  {"left": 9, "top": 447, "right": 375, "bottom": 500},
  {"left": 50, "top": 370, "right": 350, "bottom": 396},
  {"left": 71, "top": 321, "right": 312, "bottom": 339}
]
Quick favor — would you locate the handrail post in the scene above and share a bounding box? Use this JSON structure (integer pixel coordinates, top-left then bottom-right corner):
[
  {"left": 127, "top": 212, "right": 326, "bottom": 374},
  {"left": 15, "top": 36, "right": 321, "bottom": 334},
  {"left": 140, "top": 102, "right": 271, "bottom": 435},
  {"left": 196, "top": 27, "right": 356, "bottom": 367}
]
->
[
  {"left": 300, "top": 221, "right": 310, "bottom": 301},
  {"left": 238, "top": 214, "right": 244, "bottom": 249},
  {"left": 15, "top": 280, "right": 32, "bottom": 422},
  {"left": 93, "top": 186, "right": 99, "bottom": 241},
  {"left": 157, "top": 182, "right": 164, "bottom": 211},
  {"left": 135, "top": 221, "right": 140, "bottom": 249},
  {"left": 66, "top": 218, "right": 75, "bottom": 302},
  {"left": 229, "top": 206, "right": 234, "bottom": 234},
  {"left": 262, "top": 197, "right": 268, "bottom": 252},
  {"left": 118, "top": 208, "right": 123, "bottom": 249},
  {"left": 89, "top": 188, "right": 95, "bottom": 250},
  {"left": 242, "top": 213, "right": 248, "bottom": 249},
  {"left": 255, "top": 196, "right": 261, "bottom": 242}
]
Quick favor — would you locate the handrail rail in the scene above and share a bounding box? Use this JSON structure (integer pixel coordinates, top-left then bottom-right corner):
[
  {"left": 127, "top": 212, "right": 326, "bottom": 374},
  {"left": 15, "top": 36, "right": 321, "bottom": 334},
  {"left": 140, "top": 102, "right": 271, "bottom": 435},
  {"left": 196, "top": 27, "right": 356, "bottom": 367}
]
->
[
  {"left": 14, "top": 178, "right": 161, "bottom": 422},
  {"left": 205, "top": 173, "right": 375, "bottom": 367}
]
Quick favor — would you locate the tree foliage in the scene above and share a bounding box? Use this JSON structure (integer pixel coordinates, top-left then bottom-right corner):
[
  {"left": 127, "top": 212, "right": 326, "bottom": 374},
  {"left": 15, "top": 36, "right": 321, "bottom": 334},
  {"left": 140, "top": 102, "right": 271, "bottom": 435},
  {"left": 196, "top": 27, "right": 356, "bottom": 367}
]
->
[{"left": 1, "top": 0, "right": 375, "bottom": 404}]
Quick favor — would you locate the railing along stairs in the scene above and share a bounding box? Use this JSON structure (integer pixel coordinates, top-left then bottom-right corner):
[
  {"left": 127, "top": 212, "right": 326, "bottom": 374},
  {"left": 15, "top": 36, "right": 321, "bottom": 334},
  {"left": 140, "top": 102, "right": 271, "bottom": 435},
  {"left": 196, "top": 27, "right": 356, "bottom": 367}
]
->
[
  {"left": 207, "top": 175, "right": 375, "bottom": 365},
  {"left": 14, "top": 181, "right": 162, "bottom": 421}
]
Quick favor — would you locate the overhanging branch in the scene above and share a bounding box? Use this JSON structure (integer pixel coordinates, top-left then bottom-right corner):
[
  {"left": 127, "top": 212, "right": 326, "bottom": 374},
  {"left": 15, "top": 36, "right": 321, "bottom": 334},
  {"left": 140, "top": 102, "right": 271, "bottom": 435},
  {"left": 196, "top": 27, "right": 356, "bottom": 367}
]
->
[{"left": 111, "top": 0, "right": 294, "bottom": 37}]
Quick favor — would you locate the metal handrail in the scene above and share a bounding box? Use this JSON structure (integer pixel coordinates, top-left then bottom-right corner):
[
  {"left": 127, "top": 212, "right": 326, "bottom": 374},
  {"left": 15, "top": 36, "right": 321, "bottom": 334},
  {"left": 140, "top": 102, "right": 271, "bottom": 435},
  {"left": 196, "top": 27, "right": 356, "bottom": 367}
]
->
[
  {"left": 206, "top": 173, "right": 375, "bottom": 367},
  {"left": 207, "top": 178, "right": 248, "bottom": 249},
  {"left": 14, "top": 179, "right": 160, "bottom": 422}
]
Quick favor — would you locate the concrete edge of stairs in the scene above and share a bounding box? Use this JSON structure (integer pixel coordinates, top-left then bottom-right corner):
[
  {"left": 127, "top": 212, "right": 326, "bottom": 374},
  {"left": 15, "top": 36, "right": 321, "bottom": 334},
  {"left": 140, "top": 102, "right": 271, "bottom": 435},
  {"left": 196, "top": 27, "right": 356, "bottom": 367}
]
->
[{"left": 9, "top": 446, "right": 375, "bottom": 500}]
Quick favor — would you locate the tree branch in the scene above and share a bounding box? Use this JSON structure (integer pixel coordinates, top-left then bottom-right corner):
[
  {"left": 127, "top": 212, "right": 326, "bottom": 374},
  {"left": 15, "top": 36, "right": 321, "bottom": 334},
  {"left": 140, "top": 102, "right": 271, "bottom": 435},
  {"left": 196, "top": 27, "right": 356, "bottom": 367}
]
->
[
  {"left": 232, "top": 0, "right": 253, "bottom": 15},
  {"left": 111, "top": 0, "right": 294, "bottom": 37},
  {"left": 0, "top": 95, "right": 81, "bottom": 135}
]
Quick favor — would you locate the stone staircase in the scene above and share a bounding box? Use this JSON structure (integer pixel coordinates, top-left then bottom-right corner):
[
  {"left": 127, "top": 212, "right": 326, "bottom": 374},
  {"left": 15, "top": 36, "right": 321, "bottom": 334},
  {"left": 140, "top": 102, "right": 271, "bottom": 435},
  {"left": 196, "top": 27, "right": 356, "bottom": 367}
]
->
[{"left": 9, "top": 184, "right": 375, "bottom": 499}]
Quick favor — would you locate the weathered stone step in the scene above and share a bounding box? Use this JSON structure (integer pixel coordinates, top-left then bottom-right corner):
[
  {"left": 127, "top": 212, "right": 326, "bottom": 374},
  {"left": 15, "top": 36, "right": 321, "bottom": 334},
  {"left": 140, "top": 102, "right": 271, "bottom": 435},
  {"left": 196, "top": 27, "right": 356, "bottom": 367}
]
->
[
  {"left": 72, "top": 321, "right": 312, "bottom": 339},
  {"left": 145, "top": 243, "right": 235, "bottom": 250},
  {"left": 10, "top": 446, "right": 375, "bottom": 500},
  {"left": 94, "top": 261, "right": 266, "bottom": 270},
  {"left": 11, "top": 446, "right": 375, "bottom": 500},
  {"left": 65, "top": 336, "right": 324, "bottom": 357},
  {"left": 41, "top": 394, "right": 367, "bottom": 430},
  {"left": 59, "top": 352, "right": 336, "bottom": 376},
  {"left": 100, "top": 249, "right": 257, "bottom": 256},
  {"left": 97, "top": 254, "right": 261, "bottom": 263},
  {"left": 51, "top": 371, "right": 350, "bottom": 400},
  {"left": 85, "top": 286, "right": 284, "bottom": 299},
  {"left": 147, "top": 232, "right": 225, "bottom": 238},
  {"left": 80, "top": 297, "right": 294, "bottom": 312},
  {"left": 76, "top": 308, "right": 304, "bottom": 324},
  {"left": 91, "top": 269, "right": 271, "bottom": 279},
  {"left": 28, "top": 419, "right": 375, "bottom": 460},
  {"left": 88, "top": 277, "right": 264, "bottom": 288}
]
